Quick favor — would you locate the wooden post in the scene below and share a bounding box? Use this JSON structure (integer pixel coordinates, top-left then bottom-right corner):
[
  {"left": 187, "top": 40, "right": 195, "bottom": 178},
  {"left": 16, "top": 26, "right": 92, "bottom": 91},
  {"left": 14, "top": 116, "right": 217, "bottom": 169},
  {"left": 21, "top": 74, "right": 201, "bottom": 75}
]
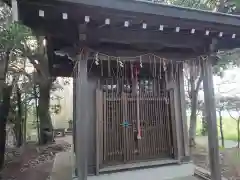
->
[
  {"left": 178, "top": 64, "right": 190, "bottom": 157},
  {"left": 75, "top": 52, "right": 89, "bottom": 180},
  {"left": 202, "top": 57, "right": 221, "bottom": 180},
  {"left": 73, "top": 70, "right": 77, "bottom": 176},
  {"left": 95, "top": 89, "right": 103, "bottom": 175}
]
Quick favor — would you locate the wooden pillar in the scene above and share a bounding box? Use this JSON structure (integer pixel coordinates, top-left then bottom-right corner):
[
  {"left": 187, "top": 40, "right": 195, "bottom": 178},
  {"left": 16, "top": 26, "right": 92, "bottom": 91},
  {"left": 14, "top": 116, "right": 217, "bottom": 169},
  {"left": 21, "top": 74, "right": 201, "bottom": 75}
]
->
[
  {"left": 75, "top": 52, "right": 89, "bottom": 180},
  {"left": 202, "top": 57, "right": 221, "bottom": 180},
  {"left": 178, "top": 64, "right": 190, "bottom": 158},
  {"left": 73, "top": 72, "right": 77, "bottom": 176},
  {"left": 166, "top": 67, "right": 182, "bottom": 161}
]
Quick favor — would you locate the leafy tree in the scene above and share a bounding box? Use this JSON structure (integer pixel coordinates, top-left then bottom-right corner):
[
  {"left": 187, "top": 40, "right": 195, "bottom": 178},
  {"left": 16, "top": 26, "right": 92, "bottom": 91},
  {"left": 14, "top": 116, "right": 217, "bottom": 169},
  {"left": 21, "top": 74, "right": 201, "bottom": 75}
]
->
[
  {"left": 216, "top": 95, "right": 229, "bottom": 147},
  {"left": 166, "top": 0, "right": 240, "bottom": 146},
  {"left": 21, "top": 36, "right": 56, "bottom": 144},
  {"left": 184, "top": 61, "right": 203, "bottom": 146},
  {"left": 167, "top": 0, "right": 217, "bottom": 10},
  {"left": 226, "top": 96, "right": 240, "bottom": 148},
  {"left": 0, "top": 2, "right": 56, "bottom": 172},
  {"left": 1, "top": 9, "right": 63, "bottom": 146},
  {"left": 0, "top": 1, "right": 33, "bottom": 172},
  {"left": 167, "top": 0, "right": 240, "bottom": 12}
]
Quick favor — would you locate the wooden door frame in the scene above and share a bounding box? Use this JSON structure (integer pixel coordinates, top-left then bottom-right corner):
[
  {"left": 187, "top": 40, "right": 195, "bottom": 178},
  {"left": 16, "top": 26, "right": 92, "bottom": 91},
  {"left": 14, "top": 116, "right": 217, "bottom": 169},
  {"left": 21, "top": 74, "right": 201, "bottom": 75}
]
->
[{"left": 96, "top": 88, "right": 177, "bottom": 173}]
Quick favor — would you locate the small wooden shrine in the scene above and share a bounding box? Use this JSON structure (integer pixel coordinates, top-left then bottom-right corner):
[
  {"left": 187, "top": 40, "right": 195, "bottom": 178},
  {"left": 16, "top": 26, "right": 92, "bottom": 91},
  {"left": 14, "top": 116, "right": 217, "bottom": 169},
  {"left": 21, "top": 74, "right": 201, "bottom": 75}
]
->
[
  {"left": 8, "top": 0, "right": 240, "bottom": 179},
  {"left": 73, "top": 50, "right": 191, "bottom": 172}
]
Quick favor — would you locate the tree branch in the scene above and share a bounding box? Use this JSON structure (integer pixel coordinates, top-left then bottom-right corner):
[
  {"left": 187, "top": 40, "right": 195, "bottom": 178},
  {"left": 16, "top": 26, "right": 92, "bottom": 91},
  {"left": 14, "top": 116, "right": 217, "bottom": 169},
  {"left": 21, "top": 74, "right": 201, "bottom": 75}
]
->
[
  {"left": 8, "top": 65, "right": 32, "bottom": 82},
  {"left": 228, "top": 110, "right": 239, "bottom": 121},
  {"left": 26, "top": 54, "right": 42, "bottom": 73}
]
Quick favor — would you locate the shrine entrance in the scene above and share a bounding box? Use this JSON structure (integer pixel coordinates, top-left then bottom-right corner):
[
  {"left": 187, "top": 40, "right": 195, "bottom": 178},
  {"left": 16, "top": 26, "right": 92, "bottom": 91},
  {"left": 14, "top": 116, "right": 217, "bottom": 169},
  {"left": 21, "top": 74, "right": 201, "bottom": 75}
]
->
[{"left": 95, "top": 59, "right": 176, "bottom": 168}]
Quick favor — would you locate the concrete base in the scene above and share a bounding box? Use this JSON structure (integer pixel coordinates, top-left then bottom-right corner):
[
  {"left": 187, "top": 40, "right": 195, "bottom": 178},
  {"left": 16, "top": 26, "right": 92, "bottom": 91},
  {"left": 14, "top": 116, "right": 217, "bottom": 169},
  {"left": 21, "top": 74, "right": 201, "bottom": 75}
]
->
[
  {"left": 87, "top": 163, "right": 195, "bottom": 180},
  {"left": 50, "top": 152, "right": 72, "bottom": 180},
  {"left": 99, "top": 159, "right": 179, "bottom": 173}
]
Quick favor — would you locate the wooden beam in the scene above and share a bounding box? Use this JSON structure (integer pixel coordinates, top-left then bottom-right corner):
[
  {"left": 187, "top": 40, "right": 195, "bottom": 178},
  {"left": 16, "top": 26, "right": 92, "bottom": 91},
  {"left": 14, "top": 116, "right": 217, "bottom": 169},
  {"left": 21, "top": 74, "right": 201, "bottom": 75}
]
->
[
  {"left": 52, "top": 43, "right": 205, "bottom": 60},
  {"left": 201, "top": 56, "right": 221, "bottom": 180},
  {"left": 79, "top": 24, "right": 87, "bottom": 43},
  {"left": 19, "top": 0, "right": 240, "bottom": 34},
  {"left": 75, "top": 52, "right": 89, "bottom": 180},
  {"left": 86, "top": 47, "right": 205, "bottom": 60},
  {"left": 56, "top": 0, "right": 240, "bottom": 29},
  {"left": 87, "top": 27, "right": 207, "bottom": 50}
]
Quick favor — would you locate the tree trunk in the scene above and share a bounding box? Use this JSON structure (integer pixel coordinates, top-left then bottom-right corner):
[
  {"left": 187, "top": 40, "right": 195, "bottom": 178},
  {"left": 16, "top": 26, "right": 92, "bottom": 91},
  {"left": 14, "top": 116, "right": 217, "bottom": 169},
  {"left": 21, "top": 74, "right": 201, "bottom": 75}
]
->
[
  {"left": 238, "top": 119, "right": 240, "bottom": 148},
  {"left": 0, "top": 51, "right": 11, "bottom": 175},
  {"left": 219, "top": 110, "right": 224, "bottom": 148},
  {"left": 33, "top": 83, "right": 40, "bottom": 143},
  {"left": 0, "top": 86, "right": 12, "bottom": 173},
  {"left": 38, "top": 82, "right": 53, "bottom": 145},
  {"left": 16, "top": 86, "right": 23, "bottom": 147},
  {"left": 188, "top": 67, "right": 203, "bottom": 147},
  {"left": 189, "top": 92, "right": 198, "bottom": 146}
]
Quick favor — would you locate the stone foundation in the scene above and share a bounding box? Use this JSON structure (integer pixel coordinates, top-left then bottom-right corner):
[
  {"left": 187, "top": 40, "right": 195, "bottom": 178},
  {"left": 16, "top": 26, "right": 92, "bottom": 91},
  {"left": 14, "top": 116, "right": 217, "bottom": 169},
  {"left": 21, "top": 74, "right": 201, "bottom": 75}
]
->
[{"left": 87, "top": 163, "right": 195, "bottom": 180}]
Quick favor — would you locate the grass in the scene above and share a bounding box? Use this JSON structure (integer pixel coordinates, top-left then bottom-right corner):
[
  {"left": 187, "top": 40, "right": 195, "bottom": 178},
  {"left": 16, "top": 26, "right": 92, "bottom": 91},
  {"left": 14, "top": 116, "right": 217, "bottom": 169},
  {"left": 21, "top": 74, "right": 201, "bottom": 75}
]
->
[{"left": 189, "top": 116, "right": 239, "bottom": 141}]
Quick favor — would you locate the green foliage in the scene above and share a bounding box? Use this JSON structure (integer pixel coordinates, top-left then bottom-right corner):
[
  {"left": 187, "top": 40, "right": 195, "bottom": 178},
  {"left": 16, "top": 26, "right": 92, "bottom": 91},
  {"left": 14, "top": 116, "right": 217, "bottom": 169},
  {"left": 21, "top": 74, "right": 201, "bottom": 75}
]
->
[
  {"left": 224, "top": 96, "right": 240, "bottom": 114},
  {"left": 167, "top": 0, "right": 240, "bottom": 13},
  {"left": 201, "top": 118, "right": 208, "bottom": 135},
  {"left": 213, "top": 53, "right": 236, "bottom": 77},
  {"left": 167, "top": 0, "right": 216, "bottom": 10},
  {"left": 193, "top": 116, "right": 239, "bottom": 140},
  {"left": 234, "top": 0, "right": 240, "bottom": 7},
  {"left": 50, "top": 104, "right": 61, "bottom": 114},
  {"left": 0, "top": 22, "right": 31, "bottom": 51}
]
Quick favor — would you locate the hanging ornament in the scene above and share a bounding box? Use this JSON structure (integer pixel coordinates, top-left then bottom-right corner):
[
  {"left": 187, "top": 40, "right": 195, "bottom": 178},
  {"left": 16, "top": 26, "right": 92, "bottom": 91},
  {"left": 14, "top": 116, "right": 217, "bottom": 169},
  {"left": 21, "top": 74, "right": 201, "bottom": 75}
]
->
[
  {"left": 153, "top": 55, "right": 156, "bottom": 77},
  {"left": 135, "top": 63, "right": 141, "bottom": 140},
  {"left": 131, "top": 62, "right": 134, "bottom": 80},
  {"left": 140, "top": 56, "right": 143, "bottom": 68},
  {"left": 193, "top": 59, "right": 197, "bottom": 79},
  {"left": 165, "top": 97, "right": 169, "bottom": 104},
  {"left": 117, "top": 57, "right": 119, "bottom": 77},
  {"left": 163, "top": 59, "right": 167, "bottom": 71},
  {"left": 201, "top": 55, "right": 207, "bottom": 76},
  {"left": 171, "top": 60, "right": 174, "bottom": 81},
  {"left": 95, "top": 53, "right": 99, "bottom": 65},
  {"left": 108, "top": 56, "right": 111, "bottom": 77},
  {"left": 197, "top": 57, "right": 201, "bottom": 75},
  {"left": 149, "top": 54, "right": 153, "bottom": 77},
  {"left": 175, "top": 63, "right": 179, "bottom": 81},
  {"left": 118, "top": 58, "right": 124, "bottom": 68},
  {"left": 100, "top": 55, "right": 103, "bottom": 76},
  {"left": 159, "top": 58, "right": 162, "bottom": 79}
]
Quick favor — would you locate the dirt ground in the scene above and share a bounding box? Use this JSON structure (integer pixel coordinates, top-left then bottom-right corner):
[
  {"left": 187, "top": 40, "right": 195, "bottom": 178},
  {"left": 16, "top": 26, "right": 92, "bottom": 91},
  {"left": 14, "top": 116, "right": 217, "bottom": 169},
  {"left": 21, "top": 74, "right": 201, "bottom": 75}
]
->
[
  {"left": 5, "top": 135, "right": 240, "bottom": 180},
  {"left": 0, "top": 137, "right": 72, "bottom": 180},
  {"left": 192, "top": 144, "right": 240, "bottom": 180}
]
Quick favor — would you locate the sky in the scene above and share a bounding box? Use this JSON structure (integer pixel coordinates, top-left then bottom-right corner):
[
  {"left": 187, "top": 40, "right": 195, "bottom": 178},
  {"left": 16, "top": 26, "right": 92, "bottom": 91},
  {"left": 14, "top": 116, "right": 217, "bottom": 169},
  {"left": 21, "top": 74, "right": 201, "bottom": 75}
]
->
[
  {"left": 206, "top": 67, "right": 240, "bottom": 97},
  {"left": 197, "top": 67, "right": 240, "bottom": 117}
]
